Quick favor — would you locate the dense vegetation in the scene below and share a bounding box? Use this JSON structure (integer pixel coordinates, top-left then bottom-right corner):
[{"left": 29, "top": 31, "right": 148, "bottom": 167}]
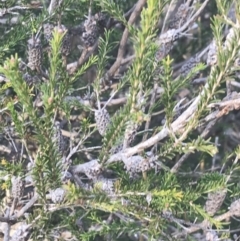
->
[{"left": 0, "top": 0, "right": 240, "bottom": 240}]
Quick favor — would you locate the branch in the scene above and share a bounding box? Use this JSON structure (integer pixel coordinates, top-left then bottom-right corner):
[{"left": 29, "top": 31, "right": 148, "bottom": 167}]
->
[
  {"left": 173, "top": 211, "right": 232, "bottom": 238},
  {"left": 107, "top": 0, "right": 147, "bottom": 78}
]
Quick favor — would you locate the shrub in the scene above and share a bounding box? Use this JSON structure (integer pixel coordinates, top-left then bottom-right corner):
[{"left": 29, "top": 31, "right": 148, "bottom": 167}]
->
[{"left": 0, "top": 0, "right": 240, "bottom": 240}]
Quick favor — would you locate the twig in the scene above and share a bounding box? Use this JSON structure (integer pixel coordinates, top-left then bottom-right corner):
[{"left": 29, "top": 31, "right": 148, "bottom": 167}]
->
[
  {"left": 66, "top": 129, "right": 95, "bottom": 161},
  {"left": 13, "top": 194, "right": 38, "bottom": 219},
  {"left": 108, "top": 83, "right": 239, "bottom": 164},
  {"left": 173, "top": 211, "right": 232, "bottom": 238},
  {"left": 107, "top": 0, "right": 147, "bottom": 78},
  {"left": 0, "top": 101, "right": 19, "bottom": 113},
  {"left": 177, "top": 0, "right": 211, "bottom": 34},
  {"left": 160, "top": 0, "right": 177, "bottom": 34},
  {"left": 70, "top": 159, "right": 100, "bottom": 174},
  {"left": 3, "top": 223, "right": 10, "bottom": 241},
  {"left": 67, "top": 40, "right": 98, "bottom": 74}
]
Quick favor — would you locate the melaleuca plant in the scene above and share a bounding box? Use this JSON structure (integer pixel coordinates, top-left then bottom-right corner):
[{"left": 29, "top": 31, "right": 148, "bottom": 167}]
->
[{"left": 0, "top": 0, "right": 240, "bottom": 240}]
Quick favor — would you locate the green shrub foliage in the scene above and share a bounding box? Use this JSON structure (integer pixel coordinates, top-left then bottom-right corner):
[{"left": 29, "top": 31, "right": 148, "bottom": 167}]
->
[{"left": 0, "top": 0, "right": 240, "bottom": 240}]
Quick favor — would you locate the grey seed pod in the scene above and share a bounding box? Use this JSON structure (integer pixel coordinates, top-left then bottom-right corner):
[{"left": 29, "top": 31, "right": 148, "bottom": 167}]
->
[
  {"left": 43, "top": 23, "right": 54, "bottom": 42},
  {"left": 48, "top": 0, "right": 63, "bottom": 15},
  {"left": 207, "top": 41, "right": 217, "bottom": 66},
  {"left": 94, "top": 109, "right": 111, "bottom": 136},
  {"left": 44, "top": 24, "right": 72, "bottom": 55},
  {"left": 23, "top": 73, "right": 33, "bottom": 85},
  {"left": 18, "top": 60, "right": 27, "bottom": 72},
  {"left": 93, "top": 176, "right": 115, "bottom": 194},
  {"left": 229, "top": 198, "right": 240, "bottom": 217},
  {"left": 169, "top": 3, "right": 192, "bottom": 29},
  {"left": 204, "top": 189, "right": 227, "bottom": 216},
  {"left": 54, "top": 25, "right": 72, "bottom": 56},
  {"left": 158, "top": 29, "right": 179, "bottom": 44},
  {"left": 161, "top": 210, "right": 173, "bottom": 219},
  {"left": 50, "top": 187, "right": 66, "bottom": 203},
  {"left": 205, "top": 230, "right": 219, "bottom": 241},
  {"left": 27, "top": 38, "right": 42, "bottom": 71},
  {"left": 10, "top": 223, "right": 30, "bottom": 241},
  {"left": 64, "top": 96, "right": 84, "bottom": 105},
  {"left": 110, "top": 143, "right": 123, "bottom": 154},
  {"left": 82, "top": 32, "right": 97, "bottom": 48},
  {"left": 123, "top": 120, "right": 138, "bottom": 148},
  {"left": 61, "top": 171, "right": 73, "bottom": 183},
  {"left": 155, "top": 42, "right": 172, "bottom": 62},
  {"left": 23, "top": 73, "right": 40, "bottom": 86},
  {"left": 11, "top": 176, "right": 25, "bottom": 199},
  {"left": 180, "top": 56, "right": 200, "bottom": 78},
  {"left": 84, "top": 159, "right": 102, "bottom": 179},
  {"left": 124, "top": 155, "right": 157, "bottom": 178},
  {"left": 94, "top": 12, "right": 108, "bottom": 31},
  {"left": 61, "top": 33, "right": 72, "bottom": 56},
  {"left": 52, "top": 121, "right": 66, "bottom": 156},
  {"left": 82, "top": 18, "right": 99, "bottom": 47},
  {"left": 84, "top": 17, "right": 98, "bottom": 33}
]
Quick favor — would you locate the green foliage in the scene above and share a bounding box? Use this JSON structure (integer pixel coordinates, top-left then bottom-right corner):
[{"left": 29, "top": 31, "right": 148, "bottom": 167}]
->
[{"left": 1, "top": 0, "right": 240, "bottom": 240}]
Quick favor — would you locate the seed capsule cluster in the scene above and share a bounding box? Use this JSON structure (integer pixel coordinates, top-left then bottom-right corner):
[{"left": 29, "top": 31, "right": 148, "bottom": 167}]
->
[
  {"left": 44, "top": 24, "right": 72, "bottom": 56},
  {"left": 207, "top": 41, "right": 217, "bottom": 66},
  {"left": 94, "top": 109, "right": 111, "bottom": 136},
  {"left": 205, "top": 230, "right": 219, "bottom": 241},
  {"left": 230, "top": 198, "right": 240, "bottom": 217},
  {"left": 11, "top": 176, "right": 25, "bottom": 199},
  {"left": 22, "top": 73, "right": 39, "bottom": 86},
  {"left": 27, "top": 38, "right": 42, "bottom": 71},
  {"left": 155, "top": 43, "right": 173, "bottom": 62},
  {"left": 82, "top": 18, "right": 99, "bottom": 47},
  {"left": 84, "top": 159, "right": 102, "bottom": 179},
  {"left": 10, "top": 223, "right": 29, "bottom": 241},
  {"left": 94, "top": 12, "right": 108, "bottom": 32},
  {"left": 56, "top": 25, "right": 72, "bottom": 56},
  {"left": 124, "top": 154, "right": 158, "bottom": 178},
  {"left": 61, "top": 171, "right": 73, "bottom": 183},
  {"left": 155, "top": 29, "right": 179, "bottom": 64},
  {"left": 50, "top": 187, "right": 66, "bottom": 203},
  {"left": 159, "top": 29, "right": 180, "bottom": 45},
  {"left": 93, "top": 176, "right": 115, "bottom": 194},
  {"left": 180, "top": 56, "right": 200, "bottom": 78},
  {"left": 169, "top": 3, "right": 192, "bottom": 29},
  {"left": 110, "top": 143, "right": 123, "bottom": 154},
  {"left": 82, "top": 13, "right": 107, "bottom": 48},
  {"left": 204, "top": 189, "right": 227, "bottom": 216},
  {"left": 43, "top": 23, "right": 55, "bottom": 42},
  {"left": 22, "top": 73, "right": 33, "bottom": 86},
  {"left": 48, "top": 0, "right": 63, "bottom": 15},
  {"left": 52, "top": 121, "right": 66, "bottom": 156},
  {"left": 123, "top": 121, "right": 138, "bottom": 148}
]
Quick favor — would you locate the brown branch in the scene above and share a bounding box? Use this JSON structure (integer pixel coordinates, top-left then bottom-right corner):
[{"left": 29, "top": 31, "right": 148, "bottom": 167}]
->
[
  {"left": 67, "top": 41, "right": 99, "bottom": 75},
  {"left": 107, "top": 0, "right": 147, "bottom": 78},
  {"left": 173, "top": 211, "right": 232, "bottom": 238},
  {"left": 13, "top": 194, "right": 38, "bottom": 219}
]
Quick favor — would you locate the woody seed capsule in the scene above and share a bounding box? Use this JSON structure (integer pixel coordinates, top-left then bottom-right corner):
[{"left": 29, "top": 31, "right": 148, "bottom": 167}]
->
[
  {"left": 27, "top": 38, "right": 42, "bottom": 71},
  {"left": 204, "top": 189, "right": 227, "bottom": 216},
  {"left": 94, "top": 109, "right": 111, "bottom": 136}
]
